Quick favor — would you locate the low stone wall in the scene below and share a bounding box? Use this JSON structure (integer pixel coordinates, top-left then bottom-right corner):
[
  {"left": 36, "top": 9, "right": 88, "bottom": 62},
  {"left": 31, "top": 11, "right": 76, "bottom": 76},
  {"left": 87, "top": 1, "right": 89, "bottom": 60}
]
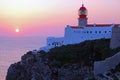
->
[
  {"left": 94, "top": 52, "right": 120, "bottom": 76},
  {"left": 110, "top": 27, "right": 120, "bottom": 49}
]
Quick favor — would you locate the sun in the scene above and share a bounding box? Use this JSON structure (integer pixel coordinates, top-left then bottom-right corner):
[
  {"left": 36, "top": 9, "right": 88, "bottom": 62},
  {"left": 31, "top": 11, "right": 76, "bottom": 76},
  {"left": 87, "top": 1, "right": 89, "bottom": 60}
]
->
[{"left": 15, "top": 29, "right": 20, "bottom": 33}]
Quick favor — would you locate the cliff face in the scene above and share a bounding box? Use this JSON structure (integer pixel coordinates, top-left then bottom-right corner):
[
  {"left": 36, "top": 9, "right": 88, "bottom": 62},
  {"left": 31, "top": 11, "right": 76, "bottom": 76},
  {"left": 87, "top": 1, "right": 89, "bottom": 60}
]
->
[
  {"left": 6, "top": 39, "right": 120, "bottom": 80},
  {"left": 6, "top": 51, "right": 94, "bottom": 80},
  {"left": 6, "top": 52, "right": 52, "bottom": 80}
]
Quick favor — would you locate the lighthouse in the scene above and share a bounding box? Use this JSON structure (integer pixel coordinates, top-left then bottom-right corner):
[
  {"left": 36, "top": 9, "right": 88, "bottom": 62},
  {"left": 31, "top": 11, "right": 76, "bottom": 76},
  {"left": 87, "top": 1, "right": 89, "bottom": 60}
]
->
[
  {"left": 39, "top": 4, "right": 120, "bottom": 52},
  {"left": 78, "top": 4, "right": 88, "bottom": 27}
]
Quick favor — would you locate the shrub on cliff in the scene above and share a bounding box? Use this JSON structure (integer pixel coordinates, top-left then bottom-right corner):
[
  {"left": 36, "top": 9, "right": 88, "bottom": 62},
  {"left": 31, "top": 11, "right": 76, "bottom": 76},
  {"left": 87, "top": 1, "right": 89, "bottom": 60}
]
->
[
  {"left": 47, "top": 39, "right": 120, "bottom": 65},
  {"left": 6, "top": 39, "right": 120, "bottom": 80}
]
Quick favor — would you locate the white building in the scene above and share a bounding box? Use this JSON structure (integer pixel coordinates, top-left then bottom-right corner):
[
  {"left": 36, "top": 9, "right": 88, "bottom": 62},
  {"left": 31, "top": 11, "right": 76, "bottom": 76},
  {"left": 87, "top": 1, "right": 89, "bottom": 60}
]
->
[{"left": 39, "top": 4, "right": 120, "bottom": 52}]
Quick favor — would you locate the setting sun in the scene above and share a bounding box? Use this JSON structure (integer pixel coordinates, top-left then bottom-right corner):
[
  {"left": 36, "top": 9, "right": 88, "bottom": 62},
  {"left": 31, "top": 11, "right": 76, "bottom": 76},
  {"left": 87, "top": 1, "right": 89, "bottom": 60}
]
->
[
  {"left": 15, "top": 29, "right": 20, "bottom": 33},
  {"left": 0, "top": 0, "right": 120, "bottom": 37}
]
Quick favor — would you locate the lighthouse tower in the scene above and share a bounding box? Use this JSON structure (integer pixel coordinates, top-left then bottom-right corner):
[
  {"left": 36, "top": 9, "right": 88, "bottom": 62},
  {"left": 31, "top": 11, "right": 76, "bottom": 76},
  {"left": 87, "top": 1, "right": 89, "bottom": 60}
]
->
[{"left": 78, "top": 4, "right": 88, "bottom": 27}]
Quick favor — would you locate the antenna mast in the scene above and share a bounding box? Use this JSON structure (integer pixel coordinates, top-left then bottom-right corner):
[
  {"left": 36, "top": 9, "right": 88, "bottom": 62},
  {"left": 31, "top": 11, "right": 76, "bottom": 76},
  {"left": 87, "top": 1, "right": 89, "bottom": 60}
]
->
[
  {"left": 82, "top": 0, "right": 83, "bottom": 4},
  {"left": 81, "top": 0, "right": 85, "bottom": 5}
]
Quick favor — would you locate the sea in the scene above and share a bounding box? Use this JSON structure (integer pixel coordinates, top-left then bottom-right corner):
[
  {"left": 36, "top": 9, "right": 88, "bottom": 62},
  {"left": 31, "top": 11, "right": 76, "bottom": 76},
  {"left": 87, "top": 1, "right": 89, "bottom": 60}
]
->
[{"left": 0, "top": 36, "right": 46, "bottom": 80}]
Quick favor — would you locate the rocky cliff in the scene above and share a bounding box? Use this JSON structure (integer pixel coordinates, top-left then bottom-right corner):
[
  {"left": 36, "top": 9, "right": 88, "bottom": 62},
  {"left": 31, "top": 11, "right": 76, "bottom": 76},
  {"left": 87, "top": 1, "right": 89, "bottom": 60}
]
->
[{"left": 6, "top": 39, "right": 120, "bottom": 80}]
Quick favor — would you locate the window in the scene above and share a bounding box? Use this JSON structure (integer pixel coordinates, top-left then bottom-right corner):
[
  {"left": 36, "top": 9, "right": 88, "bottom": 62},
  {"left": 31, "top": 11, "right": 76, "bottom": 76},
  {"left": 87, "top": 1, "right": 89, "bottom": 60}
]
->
[
  {"left": 95, "top": 31, "right": 97, "bottom": 33},
  {"left": 52, "top": 43, "right": 54, "bottom": 45},
  {"left": 90, "top": 31, "right": 92, "bottom": 33},
  {"left": 87, "top": 31, "right": 89, "bottom": 33},
  {"left": 105, "top": 31, "right": 107, "bottom": 33},
  {"left": 99, "top": 31, "right": 101, "bottom": 33},
  {"left": 56, "top": 43, "right": 58, "bottom": 45}
]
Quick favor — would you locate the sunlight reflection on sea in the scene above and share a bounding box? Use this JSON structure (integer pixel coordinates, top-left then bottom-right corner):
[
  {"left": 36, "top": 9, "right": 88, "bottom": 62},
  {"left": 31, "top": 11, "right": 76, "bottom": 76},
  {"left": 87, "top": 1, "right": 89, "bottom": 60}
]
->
[{"left": 0, "top": 36, "right": 46, "bottom": 80}]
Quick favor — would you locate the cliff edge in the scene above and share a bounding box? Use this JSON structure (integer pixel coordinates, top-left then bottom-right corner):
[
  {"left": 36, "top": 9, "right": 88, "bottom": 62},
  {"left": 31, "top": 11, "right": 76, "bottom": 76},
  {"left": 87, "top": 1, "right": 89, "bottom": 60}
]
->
[{"left": 6, "top": 39, "right": 120, "bottom": 80}]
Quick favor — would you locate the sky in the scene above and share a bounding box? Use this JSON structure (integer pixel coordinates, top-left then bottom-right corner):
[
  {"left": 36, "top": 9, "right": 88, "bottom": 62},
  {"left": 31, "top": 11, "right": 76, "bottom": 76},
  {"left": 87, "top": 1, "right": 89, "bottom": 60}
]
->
[{"left": 0, "top": 0, "right": 120, "bottom": 37}]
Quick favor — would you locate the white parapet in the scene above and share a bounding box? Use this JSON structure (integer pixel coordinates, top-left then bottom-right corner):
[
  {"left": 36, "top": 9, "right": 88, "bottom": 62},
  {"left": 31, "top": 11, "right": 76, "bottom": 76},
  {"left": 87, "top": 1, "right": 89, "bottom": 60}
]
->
[
  {"left": 39, "top": 37, "right": 64, "bottom": 52},
  {"left": 39, "top": 46, "right": 55, "bottom": 52},
  {"left": 47, "top": 37, "right": 64, "bottom": 47}
]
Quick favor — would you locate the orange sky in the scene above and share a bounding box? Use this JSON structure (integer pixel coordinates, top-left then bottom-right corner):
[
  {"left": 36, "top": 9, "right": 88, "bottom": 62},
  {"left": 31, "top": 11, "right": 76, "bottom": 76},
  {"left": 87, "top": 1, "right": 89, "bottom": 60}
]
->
[{"left": 0, "top": 0, "right": 120, "bottom": 37}]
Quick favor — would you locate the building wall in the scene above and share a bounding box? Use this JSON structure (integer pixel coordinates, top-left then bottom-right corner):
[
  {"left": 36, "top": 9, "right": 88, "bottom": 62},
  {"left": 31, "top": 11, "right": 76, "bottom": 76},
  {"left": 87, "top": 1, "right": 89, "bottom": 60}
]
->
[
  {"left": 64, "top": 25, "right": 113, "bottom": 45},
  {"left": 64, "top": 26, "right": 85, "bottom": 45},
  {"left": 40, "top": 24, "right": 120, "bottom": 53},
  {"left": 110, "top": 27, "right": 120, "bottom": 49},
  {"left": 94, "top": 52, "right": 120, "bottom": 76},
  {"left": 47, "top": 37, "right": 64, "bottom": 47}
]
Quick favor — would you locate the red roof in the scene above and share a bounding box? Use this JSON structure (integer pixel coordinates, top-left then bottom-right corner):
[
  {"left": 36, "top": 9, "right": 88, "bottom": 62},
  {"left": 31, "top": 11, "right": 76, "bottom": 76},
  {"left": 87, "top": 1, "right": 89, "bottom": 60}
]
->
[
  {"left": 87, "top": 24, "right": 112, "bottom": 27},
  {"left": 114, "top": 24, "right": 119, "bottom": 27},
  {"left": 71, "top": 26, "right": 84, "bottom": 29},
  {"left": 70, "top": 24, "right": 120, "bottom": 29},
  {"left": 87, "top": 24, "right": 120, "bottom": 27}
]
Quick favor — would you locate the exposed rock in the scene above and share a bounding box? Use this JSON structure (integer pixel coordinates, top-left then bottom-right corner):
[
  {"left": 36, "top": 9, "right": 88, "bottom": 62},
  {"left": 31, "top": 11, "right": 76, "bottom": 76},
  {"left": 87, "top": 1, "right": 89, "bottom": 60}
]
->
[
  {"left": 6, "top": 39, "right": 120, "bottom": 80},
  {"left": 6, "top": 51, "right": 94, "bottom": 80},
  {"left": 59, "top": 64, "right": 94, "bottom": 80}
]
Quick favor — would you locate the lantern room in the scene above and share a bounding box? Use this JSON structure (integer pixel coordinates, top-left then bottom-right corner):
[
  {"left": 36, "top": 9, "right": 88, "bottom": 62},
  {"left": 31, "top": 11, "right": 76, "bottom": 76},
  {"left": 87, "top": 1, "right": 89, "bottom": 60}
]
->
[{"left": 78, "top": 4, "right": 87, "bottom": 18}]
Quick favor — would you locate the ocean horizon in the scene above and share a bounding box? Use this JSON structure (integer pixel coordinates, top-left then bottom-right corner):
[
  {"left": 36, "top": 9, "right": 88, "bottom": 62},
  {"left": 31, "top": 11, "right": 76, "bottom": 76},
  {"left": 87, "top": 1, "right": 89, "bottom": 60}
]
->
[{"left": 0, "top": 36, "right": 46, "bottom": 80}]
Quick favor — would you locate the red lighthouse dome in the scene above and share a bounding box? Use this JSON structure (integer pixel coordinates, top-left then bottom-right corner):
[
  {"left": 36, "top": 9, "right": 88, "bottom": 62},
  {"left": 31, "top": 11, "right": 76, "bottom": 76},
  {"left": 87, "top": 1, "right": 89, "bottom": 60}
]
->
[
  {"left": 78, "top": 4, "right": 87, "bottom": 18},
  {"left": 79, "top": 4, "right": 86, "bottom": 10}
]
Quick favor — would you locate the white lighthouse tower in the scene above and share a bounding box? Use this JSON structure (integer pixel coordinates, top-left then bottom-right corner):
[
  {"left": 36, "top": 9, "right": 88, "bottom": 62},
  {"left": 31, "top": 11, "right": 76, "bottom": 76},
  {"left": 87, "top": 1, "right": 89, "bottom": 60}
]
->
[{"left": 78, "top": 4, "right": 88, "bottom": 27}]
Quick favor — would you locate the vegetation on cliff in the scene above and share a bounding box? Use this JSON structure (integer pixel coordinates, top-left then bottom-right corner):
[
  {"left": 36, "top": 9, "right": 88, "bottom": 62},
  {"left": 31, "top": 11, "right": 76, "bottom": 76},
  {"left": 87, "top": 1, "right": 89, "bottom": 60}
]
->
[
  {"left": 47, "top": 39, "right": 120, "bottom": 65},
  {"left": 6, "top": 39, "right": 120, "bottom": 80}
]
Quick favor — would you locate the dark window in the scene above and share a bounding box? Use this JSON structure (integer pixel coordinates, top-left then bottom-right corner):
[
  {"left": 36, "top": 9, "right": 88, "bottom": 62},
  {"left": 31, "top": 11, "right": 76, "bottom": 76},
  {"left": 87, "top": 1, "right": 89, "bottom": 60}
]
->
[
  {"left": 87, "top": 31, "right": 89, "bottom": 33},
  {"left": 52, "top": 43, "right": 54, "bottom": 45},
  {"left": 99, "top": 31, "right": 101, "bottom": 33},
  {"left": 95, "top": 31, "right": 97, "bottom": 33},
  {"left": 90, "top": 31, "right": 92, "bottom": 33},
  {"left": 105, "top": 31, "right": 107, "bottom": 33},
  {"left": 56, "top": 43, "right": 58, "bottom": 45}
]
